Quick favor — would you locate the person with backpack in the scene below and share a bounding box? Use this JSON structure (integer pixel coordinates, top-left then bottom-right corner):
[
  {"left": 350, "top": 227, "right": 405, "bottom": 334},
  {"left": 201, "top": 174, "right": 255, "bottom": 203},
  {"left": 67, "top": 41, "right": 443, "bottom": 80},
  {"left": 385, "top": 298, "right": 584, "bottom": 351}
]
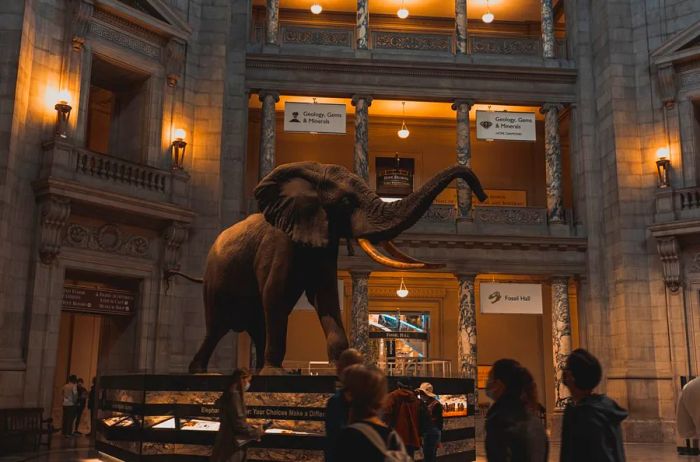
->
[
  {"left": 333, "top": 365, "right": 412, "bottom": 462},
  {"left": 325, "top": 348, "right": 364, "bottom": 462},
  {"left": 416, "top": 382, "right": 443, "bottom": 462},
  {"left": 383, "top": 381, "right": 424, "bottom": 458},
  {"left": 485, "top": 359, "right": 548, "bottom": 462}
]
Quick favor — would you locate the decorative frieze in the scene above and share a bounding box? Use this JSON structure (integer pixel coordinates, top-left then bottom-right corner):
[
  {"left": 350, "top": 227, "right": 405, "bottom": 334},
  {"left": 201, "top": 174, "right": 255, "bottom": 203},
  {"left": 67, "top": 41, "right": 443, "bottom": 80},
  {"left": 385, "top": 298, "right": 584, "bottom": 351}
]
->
[
  {"left": 92, "top": 8, "right": 165, "bottom": 46},
  {"left": 64, "top": 223, "right": 151, "bottom": 258},
  {"left": 372, "top": 31, "right": 451, "bottom": 52},
  {"left": 89, "top": 21, "right": 161, "bottom": 58},
  {"left": 420, "top": 204, "right": 458, "bottom": 223},
  {"left": 474, "top": 207, "right": 546, "bottom": 225},
  {"left": 282, "top": 27, "right": 352, "bottom": 48},
  {"left": 38, "top": 197, "right": 71, "bottom": 265},
  {"left": 471, "top": 36, "right": 539, "bottom": 56}
]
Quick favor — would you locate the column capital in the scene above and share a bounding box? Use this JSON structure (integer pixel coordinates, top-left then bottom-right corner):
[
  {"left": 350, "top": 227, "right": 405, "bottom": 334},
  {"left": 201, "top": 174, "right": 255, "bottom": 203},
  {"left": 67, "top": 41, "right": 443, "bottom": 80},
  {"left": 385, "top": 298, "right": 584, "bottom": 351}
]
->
[
  {"left": 258, "top": 90, "right": 280, "bottom": 102},
  {"left": 351, "top": 95, "right": 373, "bottom": 107},
  {"left": 350, "top": 270, "right": 372, "bottom": 279},
  {"left": 454, "top": 273, "right": 477, "bottom": 282},
  {"left": 550, "top": 275, "right": 571, "bottom": 282},
  {"left": 540, "top": 103, "right": 564, "bottom": 114},
  {"left": 451, "top": 99, "right": 475, "bottom": 111}
]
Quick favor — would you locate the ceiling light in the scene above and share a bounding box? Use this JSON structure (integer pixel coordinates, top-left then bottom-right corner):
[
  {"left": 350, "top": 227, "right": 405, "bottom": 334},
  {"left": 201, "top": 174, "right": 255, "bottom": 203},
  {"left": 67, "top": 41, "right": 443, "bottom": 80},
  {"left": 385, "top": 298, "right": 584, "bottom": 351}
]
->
[
  {"left": 396, "top": 278, "right": 409, "bottom": 298},
  {"left": 397, "top": 102, "right": 410, "bottom": 139},
  {"left": 310, "top": 3, "right": 322, "bottom": 14},
  {"left": 397, "top": 0, "right": 409, "bottom": 18},
  {"left": 482, "top": 0, "right": 494, "bottom": 23}
]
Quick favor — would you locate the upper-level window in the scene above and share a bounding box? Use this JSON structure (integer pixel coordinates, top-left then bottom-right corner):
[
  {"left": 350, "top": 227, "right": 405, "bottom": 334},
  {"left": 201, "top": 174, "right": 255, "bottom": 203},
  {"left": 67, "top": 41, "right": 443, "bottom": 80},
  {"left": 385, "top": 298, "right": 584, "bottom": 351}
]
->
[{"left": 86, "top": 56, "right": 149, "bottom": 163}]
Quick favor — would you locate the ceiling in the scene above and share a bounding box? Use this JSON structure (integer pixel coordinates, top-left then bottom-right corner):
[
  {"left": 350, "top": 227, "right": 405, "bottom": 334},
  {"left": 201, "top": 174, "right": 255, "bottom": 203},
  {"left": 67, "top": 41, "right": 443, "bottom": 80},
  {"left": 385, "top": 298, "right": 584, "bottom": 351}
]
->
[
  {"left": 249, "top": 96, "right": 543, "bottom": 119},
  {"left": 252, "top": 0, "right": 545, "bottom": 22}
]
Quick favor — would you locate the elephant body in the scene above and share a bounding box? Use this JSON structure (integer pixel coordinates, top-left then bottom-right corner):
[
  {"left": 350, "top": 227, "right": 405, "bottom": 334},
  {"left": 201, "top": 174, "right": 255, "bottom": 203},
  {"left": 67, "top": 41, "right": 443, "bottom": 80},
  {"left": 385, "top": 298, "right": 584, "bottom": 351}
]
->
[{"left": 189, "top": 162, "right": 486, "bottom": 373}]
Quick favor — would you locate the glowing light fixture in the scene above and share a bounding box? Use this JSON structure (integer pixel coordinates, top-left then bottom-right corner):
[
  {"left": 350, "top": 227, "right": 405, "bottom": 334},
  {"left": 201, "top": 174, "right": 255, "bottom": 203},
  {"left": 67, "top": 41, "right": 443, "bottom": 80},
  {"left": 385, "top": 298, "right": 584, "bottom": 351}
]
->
[
  {"left": 171, "top": 128, "right": 187, "bottom": 170},
  {"left": 310, "top": 3, "right": 322, "bottom": 14},
  {"left": 54, "top": 90, "right": 72, "bottom": 139},
  {"left": 396, "top": 277, "right": 409, "bottom": 298},
  {"left": 397, "top": 0, "right": 409, "bottom": 19},
  {"left": 656, "top": 147, "right": 671, "bottom": 188},
  {"left": 482, "top": 0, "right": 495, "bottom": 23},
  {"left": 397, "top": 102, "right": 410, "bottom": 139}
]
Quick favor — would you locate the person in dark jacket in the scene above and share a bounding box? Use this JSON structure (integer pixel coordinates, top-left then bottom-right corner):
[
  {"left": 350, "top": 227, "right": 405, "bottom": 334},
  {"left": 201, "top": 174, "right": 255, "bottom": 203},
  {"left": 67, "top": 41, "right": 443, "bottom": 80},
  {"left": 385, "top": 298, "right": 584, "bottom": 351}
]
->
[
  {"left": 75, "top": 378, "right": 88, "bottom": 434},
  {"left": 324, "top": 348, "right": 364, "bottom": 462},
  {"left": 485, "top": 359, "right": 548, "bottom": 462},
  {"left": 417, "top": 382, "right": 443, "bottom": 462},
  {"left": 560, "top": 349, "right": 627, "bottom": 462},
  {"left": 383, "top": 381, "right": 426, "bottom": 457},
  {"left": 211, "top": 368, "right": 262, "bottom": 462},
  {"left": 87, "top": 377, "right": 96, "bottom": 436}
]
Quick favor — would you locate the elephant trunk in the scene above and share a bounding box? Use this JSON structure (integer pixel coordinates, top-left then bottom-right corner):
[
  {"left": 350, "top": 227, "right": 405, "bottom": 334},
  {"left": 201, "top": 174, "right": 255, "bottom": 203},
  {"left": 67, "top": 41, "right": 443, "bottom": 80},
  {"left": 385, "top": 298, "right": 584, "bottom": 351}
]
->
[{"left": 355, "top": 164, "right": 486, "bottom": 242}]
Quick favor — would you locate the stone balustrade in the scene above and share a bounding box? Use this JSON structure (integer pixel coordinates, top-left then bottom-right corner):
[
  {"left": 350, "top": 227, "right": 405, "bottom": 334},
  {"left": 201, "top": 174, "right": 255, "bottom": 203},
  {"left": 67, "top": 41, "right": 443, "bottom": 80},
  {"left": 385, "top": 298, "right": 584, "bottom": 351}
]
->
[{"left": 75, "top": 149, "right": 169, "bottom": 193}]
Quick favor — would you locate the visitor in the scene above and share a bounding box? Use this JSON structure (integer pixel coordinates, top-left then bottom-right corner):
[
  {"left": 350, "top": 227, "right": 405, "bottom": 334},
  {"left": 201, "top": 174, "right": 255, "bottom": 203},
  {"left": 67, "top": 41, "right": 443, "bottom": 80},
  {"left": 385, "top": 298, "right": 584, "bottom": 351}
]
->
[
  {"left": 325, "top": 348, "right": 364, "bottom": 462},
  {"left": 416, "top": 382, "right": 443, "bottom": 462},
  {"left": 484, "top": 359, "right": 548, "bottom": 462},
  {"left": 87, "top": 377, "right": 96, "bottom": 436},
  {"left": 560, "top": 349, "right": 627, "bottom": 462},
  {"left": 211, "top": 368, "right": 262, "bottom": 462},
  {"left": 678, "top": 376, "right": 700, "bottom": 440},
  {"left": 75, "top": 377, "right": 88, "bottom": 434},
  {"left": 333, "top": 365, "right": 411, "bottom": 462},
  {"left": 61, "top": 375, "right": 78, "bottom": 437},
  {"left": 383, "top": 381, "right": 425, "bottom": 458}
]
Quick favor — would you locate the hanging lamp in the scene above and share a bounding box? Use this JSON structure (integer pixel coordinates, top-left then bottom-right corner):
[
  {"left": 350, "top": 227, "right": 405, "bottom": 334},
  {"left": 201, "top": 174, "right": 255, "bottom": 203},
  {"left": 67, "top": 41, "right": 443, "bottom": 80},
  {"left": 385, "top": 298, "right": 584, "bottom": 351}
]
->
[
  {"left": 482, "top": 0, "right": 495, "bottom": 23},
  {"left": 397, "top": 102, "right": 410, "bottom": 139},
  {"left": 396, "top": 277, "right": 409, "bottom": 298},
  {"left": 397, "top": 0, "right": 409, "bottom": 19}
]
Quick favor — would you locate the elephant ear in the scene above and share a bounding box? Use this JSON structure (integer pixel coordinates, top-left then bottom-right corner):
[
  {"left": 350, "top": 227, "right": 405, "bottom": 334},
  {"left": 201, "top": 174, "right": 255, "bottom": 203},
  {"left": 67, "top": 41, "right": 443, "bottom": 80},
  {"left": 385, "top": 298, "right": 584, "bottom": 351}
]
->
[{"left": 255, "top": 170, "right": 329, "bottom": 247}]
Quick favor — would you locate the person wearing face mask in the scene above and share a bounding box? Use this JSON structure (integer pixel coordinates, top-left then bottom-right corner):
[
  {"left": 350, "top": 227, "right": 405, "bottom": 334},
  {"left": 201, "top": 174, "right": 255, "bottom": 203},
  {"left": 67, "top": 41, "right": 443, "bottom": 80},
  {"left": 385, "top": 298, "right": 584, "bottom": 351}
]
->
[
  {"left": 484, "top": 359, "right": 548, "bottom": 462},
  {"left": 211, "top": 368, "right": 263, "bottom": 462}
]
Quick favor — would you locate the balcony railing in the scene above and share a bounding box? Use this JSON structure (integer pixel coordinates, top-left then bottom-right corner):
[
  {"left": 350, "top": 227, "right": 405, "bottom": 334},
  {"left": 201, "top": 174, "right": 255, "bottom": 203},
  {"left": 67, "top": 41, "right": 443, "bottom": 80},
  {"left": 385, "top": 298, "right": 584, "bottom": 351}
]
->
[{"left": 75, "top": 149, "right": 168, "bottom": 194}]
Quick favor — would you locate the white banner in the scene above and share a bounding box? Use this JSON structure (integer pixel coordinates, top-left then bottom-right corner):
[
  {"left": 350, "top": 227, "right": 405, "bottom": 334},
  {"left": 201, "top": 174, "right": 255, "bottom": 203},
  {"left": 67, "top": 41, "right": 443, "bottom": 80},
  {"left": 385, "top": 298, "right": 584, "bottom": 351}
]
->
[
  {"left": 479, "top": 282, "right": 543, "bottom": 314},
  {"left": 284, "top": 102, "right": 347, "bottom": 134},
  {"left": 476, "top": 111, "right": 536, "bottom": 141}
]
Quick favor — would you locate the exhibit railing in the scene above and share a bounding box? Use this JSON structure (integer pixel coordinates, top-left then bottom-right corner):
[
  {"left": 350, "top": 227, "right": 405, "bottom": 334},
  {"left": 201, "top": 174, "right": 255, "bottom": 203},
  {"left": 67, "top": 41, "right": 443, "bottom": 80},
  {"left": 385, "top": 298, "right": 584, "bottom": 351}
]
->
[{"left": 281, "top": 359, "right": 453, "bottom": 377}]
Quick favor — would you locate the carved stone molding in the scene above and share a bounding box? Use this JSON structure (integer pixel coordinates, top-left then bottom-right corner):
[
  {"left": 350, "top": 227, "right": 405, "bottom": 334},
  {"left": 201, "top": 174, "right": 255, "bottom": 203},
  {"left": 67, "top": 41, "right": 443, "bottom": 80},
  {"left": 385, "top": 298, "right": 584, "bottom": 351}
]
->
[
  {"left": 162, "top": 222, "right": 189, "bottom": 271},
  {"left": 657, "top": 236, "right": 681, "bottom": 292},
  {"left": 70, "top": 0, "right": 94, "bottom": 51},
  {"left": 421, "top": 204, "right": 457, "bottom": 223},
  {"left": 63, "top": 223, "right": 151, "bottom": 258},
  {"left": 372, "top": 31, "right": 451, "bottom": 52},
  {"left": 92, "top": 8, "right": 165, "bottom": 46},
  {"left": 368, "top": 286, "right": 447, "bottom": 299},
  {"left": 282, "top": 26, "right": 352, "bottom": 48},
  {"left": 89, "top": 21, "right": 161, "bottom": 59},
  {"left": 164, "top": 39, "right": 186, "bottom": 87},
  {"left": 689, "top": 252, "right": 700, "bottom": 273},
  {"left": 656, "top": 64, "right": 678, "bottom": 108},
  {"left": 38, "top": 197, "right": 71, "bottom": 265},
  {"left": 471, "top": 36, "right": 539, "bottom": 56},
  {"left": 474, "top": 207, "right": 546, "bottom": 225}
]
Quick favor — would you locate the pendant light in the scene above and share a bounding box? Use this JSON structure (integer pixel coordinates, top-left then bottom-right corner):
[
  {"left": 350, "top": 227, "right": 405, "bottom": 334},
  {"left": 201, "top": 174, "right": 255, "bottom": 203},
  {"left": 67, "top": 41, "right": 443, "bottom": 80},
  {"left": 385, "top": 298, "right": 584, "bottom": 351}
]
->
[
  {"left": 482, "top": 0, "right": 494, "bottom": 23},
  {"left": 396, "top": 277, "right": 409, "bottom": 298},
  {"left": 397, "top": 102, "right": 410, "bottom": 139},
  {"left": 397, "top": 0, "right": 409, "bottom": 19},
  {"left": 310, "top": 2, "right": 322, "bottom": 14}
]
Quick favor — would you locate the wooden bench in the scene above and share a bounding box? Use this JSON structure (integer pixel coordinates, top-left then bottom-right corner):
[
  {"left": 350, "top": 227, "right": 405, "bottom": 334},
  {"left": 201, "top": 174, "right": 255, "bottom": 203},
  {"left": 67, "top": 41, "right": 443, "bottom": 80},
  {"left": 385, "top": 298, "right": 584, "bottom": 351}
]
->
[{"left": 0, "top": 408, "right": 54, "bottom": 454}]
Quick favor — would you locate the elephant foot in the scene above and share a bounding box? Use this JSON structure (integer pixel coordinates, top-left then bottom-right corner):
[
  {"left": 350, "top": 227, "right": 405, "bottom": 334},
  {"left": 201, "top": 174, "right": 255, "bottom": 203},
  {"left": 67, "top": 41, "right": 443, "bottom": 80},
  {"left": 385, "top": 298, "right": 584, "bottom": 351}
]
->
[{"left": 259, "top": 366, "right": 288, "bottom": 376}]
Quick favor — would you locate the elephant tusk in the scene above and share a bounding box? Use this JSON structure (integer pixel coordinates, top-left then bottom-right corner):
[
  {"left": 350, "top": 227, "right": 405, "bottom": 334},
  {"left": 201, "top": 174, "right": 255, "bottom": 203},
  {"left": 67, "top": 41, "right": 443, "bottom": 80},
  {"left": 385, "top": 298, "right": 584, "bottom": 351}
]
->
[
  {"left": 382, "top": 240, "right": 445, "bottom": 269},
  {"left": 357, "top": 238, "right": 426, "bottom": 270}
]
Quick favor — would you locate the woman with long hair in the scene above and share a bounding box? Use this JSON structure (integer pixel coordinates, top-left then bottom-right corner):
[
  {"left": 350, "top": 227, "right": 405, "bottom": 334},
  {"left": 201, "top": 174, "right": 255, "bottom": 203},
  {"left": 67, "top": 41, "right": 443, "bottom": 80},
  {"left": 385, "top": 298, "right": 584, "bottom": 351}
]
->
[
  {"left": 211, "top": 368, "right": 262, "bottom": 462},
  {"left": 485, "top": 359, "right": 548, "bottom": 462}
]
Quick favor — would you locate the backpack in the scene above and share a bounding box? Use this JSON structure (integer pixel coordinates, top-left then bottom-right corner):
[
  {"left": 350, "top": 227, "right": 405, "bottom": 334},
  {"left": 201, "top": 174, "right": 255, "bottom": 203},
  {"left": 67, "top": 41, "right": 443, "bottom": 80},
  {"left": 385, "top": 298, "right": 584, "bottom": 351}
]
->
[{"left": 348, "top": 422, "right": 414, "bottom": 462}]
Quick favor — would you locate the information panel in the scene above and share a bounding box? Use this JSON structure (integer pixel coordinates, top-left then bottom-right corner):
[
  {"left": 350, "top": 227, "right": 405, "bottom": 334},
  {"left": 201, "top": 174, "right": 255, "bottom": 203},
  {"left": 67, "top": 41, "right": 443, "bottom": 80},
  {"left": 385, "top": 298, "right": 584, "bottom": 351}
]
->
[
  {"left": 62, "top": 285, "right": 136, "bottom": 316},
  {"left": 476, "top": 110, "right": 537, "bottom": 141},
  {"left": 284, "top": 102, "right": 347, "bottom": 134},
  {"left": 479, "top": 282, "right": 543, "bottom": 314}
]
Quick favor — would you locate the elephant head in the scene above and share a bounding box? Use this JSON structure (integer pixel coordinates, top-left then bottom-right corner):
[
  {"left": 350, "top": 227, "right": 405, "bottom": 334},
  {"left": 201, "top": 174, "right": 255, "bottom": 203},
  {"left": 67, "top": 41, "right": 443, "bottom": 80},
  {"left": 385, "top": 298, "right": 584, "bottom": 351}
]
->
[{"left": 254, "top": 162, "right": 487, "bottom": 268}]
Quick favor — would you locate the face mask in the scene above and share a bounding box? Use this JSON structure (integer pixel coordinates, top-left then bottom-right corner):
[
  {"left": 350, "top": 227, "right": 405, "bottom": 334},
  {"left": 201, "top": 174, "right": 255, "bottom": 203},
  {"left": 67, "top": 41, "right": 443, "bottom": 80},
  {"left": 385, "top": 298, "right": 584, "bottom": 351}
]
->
[{"left": 243, "top": 382, "right": 251, "bottom": 392}]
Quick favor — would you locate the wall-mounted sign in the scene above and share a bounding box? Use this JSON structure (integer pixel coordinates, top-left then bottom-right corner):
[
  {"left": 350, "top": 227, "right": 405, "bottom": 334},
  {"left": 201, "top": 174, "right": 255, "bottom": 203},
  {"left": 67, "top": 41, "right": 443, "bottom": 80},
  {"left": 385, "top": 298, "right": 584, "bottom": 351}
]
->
[
  {"left": 369, "top": 331, "right": 428, "bottom": 340},
  {"left": 479, "top": 282, "right": 543, "bottom": 314},
  {"left": 476, "top": 110, "right": 536, "bottom": 142},
  {"left": 283, "top": 102, "right": 347, "bottom": 134},
  {"left": 376, "top": 156, "right": 414, "bottom": 197},
  {"left": 62, "top": 284, "right": 136, "bottom": 316},
  {"left": 433, "top": 188, "right": 527, "bottom": 207}
]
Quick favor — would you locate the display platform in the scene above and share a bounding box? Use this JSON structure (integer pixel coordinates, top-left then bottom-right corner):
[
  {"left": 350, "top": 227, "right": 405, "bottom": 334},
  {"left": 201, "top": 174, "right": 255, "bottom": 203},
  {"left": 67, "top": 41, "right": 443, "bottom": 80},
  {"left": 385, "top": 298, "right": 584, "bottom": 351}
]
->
[{"left": 96, "top": 374, "right": 475, "bottom": 462}]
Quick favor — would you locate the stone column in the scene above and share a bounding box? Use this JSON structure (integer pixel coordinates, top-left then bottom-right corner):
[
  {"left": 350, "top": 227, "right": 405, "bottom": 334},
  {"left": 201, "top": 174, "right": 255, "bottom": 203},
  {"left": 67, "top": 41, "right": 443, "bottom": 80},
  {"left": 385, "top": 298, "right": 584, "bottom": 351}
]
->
[
  {"left": 350, "top": 271, "right": 371, "bottom": 361},
  {"left": 541, "top": 103, "right": 565, "bottom": 223},
  {"left": 541, "top": 0, "right": 556, "bottom": 58},
  {"left": 455, "top": 0, "right": 468, "bottom": 54},
  {"left": 452, "top": 100, "right": 474, "bottom": 218},
  {"left": 551, "top": 276, "right": 572, "bottom": 409},
  {"left": 258, "top": 91, "right": 279, "bottom": 179},
  {"left": 351, "top": 95, "right": 373, "bottom": 182},
  {"left": 265, "top": 0, "right": 279, "bottom": 45},
  {"left": 457, "top": 274, "right": 478, "bottom": 406},
  {"left": 356, "top": 0, "right": 369, "bottom": 50}
]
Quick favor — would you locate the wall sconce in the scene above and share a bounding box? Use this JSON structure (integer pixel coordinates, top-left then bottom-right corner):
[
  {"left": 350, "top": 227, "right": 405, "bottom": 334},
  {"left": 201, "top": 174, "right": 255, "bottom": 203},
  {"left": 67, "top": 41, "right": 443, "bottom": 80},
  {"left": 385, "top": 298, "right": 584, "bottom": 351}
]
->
[
  {"left": 54, "top": 90, "right": 72, "bottom": 139},
  {"left": 396, "top": 277, "right": 409, "bottom": 298},
  {"left": 171, "top": 128, "right": 187, "bottom": 169},
  {"left": 656, "top": 147, "right": 670, "bottom": 188}
]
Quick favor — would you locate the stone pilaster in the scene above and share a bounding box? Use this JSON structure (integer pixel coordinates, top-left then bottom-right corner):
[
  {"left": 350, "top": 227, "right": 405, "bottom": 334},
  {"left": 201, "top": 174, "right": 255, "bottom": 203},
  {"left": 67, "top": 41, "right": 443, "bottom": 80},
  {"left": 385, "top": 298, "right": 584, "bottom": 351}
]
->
[
  {"left": 541, "top": 0, "right": 556, "bottom": 58},
  {"left": 452, "top": 100, "right": 474, "bottom": 218},
  {"left": 258, "top": 91, "right": 279, "bottom": 179},
  {"left": 455, "top": 0, "right": 468, "bottom": 54},
  {"left": 551, "top": 276, "right": 572, "bottom": 409},
  {"left": 265, "top": 0, "right": 279, "bottom": 45},
  {"left": 351, "top": 95, "right": 372, "bottom": 182},
  {"left": 457, "top": 274, "right": 478, "bottom": 407},
  {"left": 356, "top": 0, "right": 369, "bottom": 50},
  {"left": 541, "top": 103, "right": 565, "bottom": 223},
  {"left": 350, "top": 271, "right": 371, "bottom": 361}
]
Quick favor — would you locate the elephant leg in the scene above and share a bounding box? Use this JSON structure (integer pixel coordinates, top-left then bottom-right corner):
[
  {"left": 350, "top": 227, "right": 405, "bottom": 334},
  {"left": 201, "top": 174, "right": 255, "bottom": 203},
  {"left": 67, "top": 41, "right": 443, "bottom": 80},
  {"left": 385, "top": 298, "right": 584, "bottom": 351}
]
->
[
  {"left": 247, "top": 309, "right": 267, "bottom": 372},
  {"left": 307, "top": 280, "right": 349, "bottom": 363},
  {"left": 189, "top": 323, "right": 230, "bottom": 373},
  {"left": 259, "top": 269, "right": 302, "bottom": 369}
]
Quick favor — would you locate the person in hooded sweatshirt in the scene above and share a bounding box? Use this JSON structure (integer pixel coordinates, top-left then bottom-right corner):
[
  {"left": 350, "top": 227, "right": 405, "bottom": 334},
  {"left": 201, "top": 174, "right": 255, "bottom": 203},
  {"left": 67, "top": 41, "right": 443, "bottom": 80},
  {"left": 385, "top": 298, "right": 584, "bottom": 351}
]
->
[
  {"left": 485, "top": 359, "right": 548, "bottom": 462},
  {"left": 560, "top": 349, "right": 628, "bottom": 462}
]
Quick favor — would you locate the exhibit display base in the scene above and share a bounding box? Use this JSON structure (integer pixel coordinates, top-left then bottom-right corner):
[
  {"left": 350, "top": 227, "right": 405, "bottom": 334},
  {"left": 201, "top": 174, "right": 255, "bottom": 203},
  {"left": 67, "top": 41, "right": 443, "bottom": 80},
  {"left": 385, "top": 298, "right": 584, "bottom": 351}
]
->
[{"left": 97, "top": 374, "right": 475, "bottom": 461}]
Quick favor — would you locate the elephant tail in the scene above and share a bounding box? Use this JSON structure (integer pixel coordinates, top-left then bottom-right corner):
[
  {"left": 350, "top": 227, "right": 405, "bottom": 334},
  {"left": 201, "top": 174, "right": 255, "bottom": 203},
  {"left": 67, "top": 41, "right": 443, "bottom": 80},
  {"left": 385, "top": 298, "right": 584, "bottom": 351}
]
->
[{"left": 165, "top": 269, "right": 204, "bottom": 284}]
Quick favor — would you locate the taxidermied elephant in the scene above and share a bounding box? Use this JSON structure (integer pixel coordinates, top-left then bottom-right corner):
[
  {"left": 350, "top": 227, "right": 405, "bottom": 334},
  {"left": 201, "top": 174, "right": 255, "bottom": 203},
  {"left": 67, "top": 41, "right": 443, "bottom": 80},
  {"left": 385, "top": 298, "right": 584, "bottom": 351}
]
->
[{"left": 189, "top": 162, "right": 486, "bottom": 373}]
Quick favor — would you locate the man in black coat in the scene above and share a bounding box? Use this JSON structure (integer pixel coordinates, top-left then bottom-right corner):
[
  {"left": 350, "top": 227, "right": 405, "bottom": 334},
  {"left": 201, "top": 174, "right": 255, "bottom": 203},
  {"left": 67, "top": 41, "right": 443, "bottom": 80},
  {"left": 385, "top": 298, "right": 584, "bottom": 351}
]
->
[{"left": 560, "top": 349, "right": 628, "bottom": 462}]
